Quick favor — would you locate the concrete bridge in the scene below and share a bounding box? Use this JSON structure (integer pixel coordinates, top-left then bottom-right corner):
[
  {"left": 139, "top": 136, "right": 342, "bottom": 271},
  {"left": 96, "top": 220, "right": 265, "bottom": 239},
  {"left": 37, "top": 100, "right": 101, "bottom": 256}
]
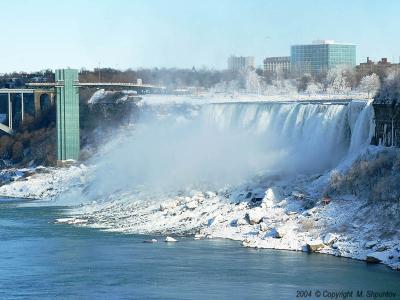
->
[
  {"left": 0, "top": 69, "right": 165, "bottom": 161},
  {"left": 0, "top": 88, "right": 55, "bottom": 134}
]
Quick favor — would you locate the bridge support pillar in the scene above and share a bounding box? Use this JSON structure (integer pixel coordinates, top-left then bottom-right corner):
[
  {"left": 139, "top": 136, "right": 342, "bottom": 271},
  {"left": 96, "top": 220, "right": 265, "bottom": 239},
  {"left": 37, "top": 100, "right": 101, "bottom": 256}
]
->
[
  {"left": 56, "top": 69, "right": 80, "bottom": 161},
  {"left": 34, "top": 92, "right": 41, "bottom": 114},
  {"left": 50, "top": 92, "right": 55, "bottom": 106},
  {"left": 8, "top": 93, "right": 12, "bottom": 129},
  {"left": 21, "top": 93, "right": 24, "bottom": 122}
]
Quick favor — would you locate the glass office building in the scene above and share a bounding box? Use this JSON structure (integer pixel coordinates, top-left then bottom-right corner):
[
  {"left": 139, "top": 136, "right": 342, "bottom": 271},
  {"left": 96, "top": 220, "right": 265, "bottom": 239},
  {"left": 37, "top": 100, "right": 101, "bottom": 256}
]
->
[{"left": 291, "top": 40, "right": 356, "bottom": 75}]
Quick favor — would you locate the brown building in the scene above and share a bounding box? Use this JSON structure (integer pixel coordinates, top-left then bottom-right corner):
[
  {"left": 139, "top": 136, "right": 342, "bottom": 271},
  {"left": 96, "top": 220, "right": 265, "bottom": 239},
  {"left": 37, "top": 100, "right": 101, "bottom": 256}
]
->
[{"left": 356, "top": 57, "right": 400, "bottom": 75}]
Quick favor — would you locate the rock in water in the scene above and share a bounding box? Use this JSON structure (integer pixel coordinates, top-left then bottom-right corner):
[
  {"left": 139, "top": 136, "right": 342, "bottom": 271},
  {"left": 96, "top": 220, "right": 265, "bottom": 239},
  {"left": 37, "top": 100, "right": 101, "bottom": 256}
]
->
[
  {"left": 143, "top": 239, "right": 158, "bottom": 243},
  {"left": 165, "top": 236, "right": 178, "bottom": 242},
  {"left": 366, "top": 252, "right": 386, "bottom": 263},
  {"left": 306, "top": 241, "right": 325, "bottom": 252},
  {"left": 194, "top": 233, "right": 205, "bottom": 240}
]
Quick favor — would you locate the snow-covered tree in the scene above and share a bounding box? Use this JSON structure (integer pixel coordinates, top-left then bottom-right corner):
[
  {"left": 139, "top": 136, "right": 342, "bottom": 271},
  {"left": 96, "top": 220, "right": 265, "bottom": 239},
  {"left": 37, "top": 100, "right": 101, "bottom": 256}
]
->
[
  {"left": 244, "top": 70, "right": 261, "bottom": 94},
  {"left": 326, "top": 67, "right": 351, "bottom": 95},
  {"left": 358, "top": 73, "right": 380, "bottom": 99},
  {"left": 306, "top": 81, "right": 323, "bottom": 97}
]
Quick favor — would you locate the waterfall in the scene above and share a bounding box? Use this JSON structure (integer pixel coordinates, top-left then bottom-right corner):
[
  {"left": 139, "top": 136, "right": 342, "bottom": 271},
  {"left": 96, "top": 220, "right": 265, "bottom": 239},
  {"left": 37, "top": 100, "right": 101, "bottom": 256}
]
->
[
  {"left": 201, "top": 101, "right": 372, "bottom": 171},
  {"left": 79, "top": 100, "right": 373, "bottom": 200}
]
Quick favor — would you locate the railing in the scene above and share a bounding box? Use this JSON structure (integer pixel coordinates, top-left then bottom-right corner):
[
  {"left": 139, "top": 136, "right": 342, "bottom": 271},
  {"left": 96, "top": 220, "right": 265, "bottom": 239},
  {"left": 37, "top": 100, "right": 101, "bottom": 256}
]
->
[{"left": 26, "top": 82, "right": 165, "bottom": 89}]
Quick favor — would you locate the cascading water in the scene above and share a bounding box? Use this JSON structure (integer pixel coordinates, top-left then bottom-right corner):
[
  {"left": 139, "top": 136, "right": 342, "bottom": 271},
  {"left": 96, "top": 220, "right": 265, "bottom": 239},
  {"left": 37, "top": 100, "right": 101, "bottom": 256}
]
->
[
  {"left": 57, "top": 99, "right": 375, "bottom": 234},
  {"left": 73, "top": 100, "right": 373, "bottom": 204}
]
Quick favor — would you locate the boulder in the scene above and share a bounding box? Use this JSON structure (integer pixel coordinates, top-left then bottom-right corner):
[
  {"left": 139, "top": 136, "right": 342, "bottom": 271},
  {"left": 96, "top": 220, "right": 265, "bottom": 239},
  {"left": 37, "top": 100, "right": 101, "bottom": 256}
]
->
[
  {"left": 246, "top": 207, "right": 265, "bottom": 225},
  {"left": 185, "top": 201, "right": 198, "bottom": 210},
  {"left": 306, "top": 241, "right": 325, "bottom": 252},
  {"left": 287, "top": 211, "right": 297, "bottom": 216},
  {"left": 165, "top": 236, "right": 178, "bottom": 242},
  {"left": 268, "top": 227, "right": 285, "bottom": 238},
  {"left": 376, "top": 245, "right": 390, "bottom": 252},
  {"left": 323, "top": 233, "right": 339, "bottom": 246},
  {"left": 160, "top": 201, "right": 178, "bottom": 211},
  {"left": 35, "top": 166, "right": 50, "bottom": 173},
  {"left": 143, "top": 239, "right": 158, "bottom": 243},
  {"left": 237, "top": 218, "right": 248, "bottom": 226},
  {"left": 259, "top": 222, "right": 268, "bottom": 232},
  {"left": 262, "top": 189, "right": 275, "bottom": 208},
  {"left": 365, "top": 240, "right": 379, "bottom": 249},
  {"left": 208, "top": 215, "right": 222, "bottom": 227},
  {"left": 241, "top": 238, "right": 251, "bottom": 247},
  {"left": 366, "top": 252, "right": 386, "bottom": 264},
  {"left": 194, "top": 233, "right": 205, "bottom": 240}
]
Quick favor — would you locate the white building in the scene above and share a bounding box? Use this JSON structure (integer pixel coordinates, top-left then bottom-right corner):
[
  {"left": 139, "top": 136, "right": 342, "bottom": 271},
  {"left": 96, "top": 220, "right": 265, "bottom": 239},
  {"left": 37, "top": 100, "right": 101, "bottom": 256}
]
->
[
  {"left": 263, "top": 56, "right": 291, "bottom": 76},
  {"left": 227, "top": 56, "right": 255, "bottom": 71}
]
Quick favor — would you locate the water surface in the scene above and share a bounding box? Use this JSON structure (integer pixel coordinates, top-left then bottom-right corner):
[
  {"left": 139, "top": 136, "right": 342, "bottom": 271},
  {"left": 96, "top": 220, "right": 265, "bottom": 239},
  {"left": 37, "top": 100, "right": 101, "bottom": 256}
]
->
[{"left": 0, "top": 199, "right": 399, "bottom": 299}]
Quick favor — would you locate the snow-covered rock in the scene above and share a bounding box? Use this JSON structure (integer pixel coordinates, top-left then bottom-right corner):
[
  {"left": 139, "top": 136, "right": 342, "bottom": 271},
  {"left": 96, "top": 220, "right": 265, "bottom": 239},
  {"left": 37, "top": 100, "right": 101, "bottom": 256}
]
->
[
  {"left": 246, "top": 207, "right": 265, "bottom": 225},
  {"left": 160, "top": 201, "right": 178, "bottom": 211},
  {"left": 366, "top": 252, "right": 386, "bottom": 263},
  {"left": 237, "top": 218, "right": 248, "bottom": 226},
  {"left": 262, "top": 187, "right": 284, "bottom": 208},
  {"left": 208, "top": 215, "right": 223, "bottom": 227},
  {"left": 365, "top": 240, "right": 379, "bottom": 249},
  {"left": 323, "top": 233, "right": 339, "bottom": 246},
  {"left": 194, "top": 233, "right": 206, "bottom": 240},
  {"left": 259, "top": 222, "right": 268, "bottom": 232},
  {"left": 143, "top": 239, "right": 158, "bottom": 243},
  {"left": 306, "top": 240, "right": 325, "bottom": 252},
  {"left": 376, "top": 245, "right": 390, "bottom": 252},
  {"left": 268, "top": 227, "right": 285, "bottom": 239},
  {"left": 185, "top": 201, "right": 198, "bottom": 210},
  {"left": 165, "top": 236, "right": 178, "bottom": 242}
]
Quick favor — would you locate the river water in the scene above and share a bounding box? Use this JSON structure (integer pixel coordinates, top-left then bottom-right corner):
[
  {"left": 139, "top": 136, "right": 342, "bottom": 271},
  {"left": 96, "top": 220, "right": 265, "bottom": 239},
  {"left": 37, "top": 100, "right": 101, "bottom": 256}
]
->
[{"left": 0, "top": 199, "right": 399, "bottom": 300}]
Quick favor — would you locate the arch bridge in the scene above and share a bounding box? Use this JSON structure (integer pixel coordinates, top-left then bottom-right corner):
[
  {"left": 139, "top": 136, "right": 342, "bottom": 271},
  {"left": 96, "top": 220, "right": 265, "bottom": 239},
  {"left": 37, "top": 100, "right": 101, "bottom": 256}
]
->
[{"left": 0, "top": 69, "right": 165, "bottom": 161}]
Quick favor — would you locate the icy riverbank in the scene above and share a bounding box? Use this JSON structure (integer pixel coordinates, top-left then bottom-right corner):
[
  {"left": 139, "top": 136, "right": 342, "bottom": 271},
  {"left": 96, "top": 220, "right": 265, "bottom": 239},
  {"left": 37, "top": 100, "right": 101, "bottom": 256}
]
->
[
  {"left": 0, "top": 164, "right": 87, "bottom": 200},
  {"left": 1, "top": 147, "right": 399, "bottom": 271}
]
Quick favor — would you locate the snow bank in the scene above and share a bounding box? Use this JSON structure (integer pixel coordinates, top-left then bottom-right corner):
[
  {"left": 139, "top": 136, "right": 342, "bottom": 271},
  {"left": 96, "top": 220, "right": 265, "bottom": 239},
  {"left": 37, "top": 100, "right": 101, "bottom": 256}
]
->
[{"left": 0, "top": 165, "right": 88, "bottom": 200}]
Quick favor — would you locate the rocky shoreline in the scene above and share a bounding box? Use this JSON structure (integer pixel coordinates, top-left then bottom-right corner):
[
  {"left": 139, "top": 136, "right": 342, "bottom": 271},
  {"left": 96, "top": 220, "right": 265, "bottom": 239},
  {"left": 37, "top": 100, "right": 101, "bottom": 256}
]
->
[{"left": 1, "top": 162, "right": 399, "bottom": 272}]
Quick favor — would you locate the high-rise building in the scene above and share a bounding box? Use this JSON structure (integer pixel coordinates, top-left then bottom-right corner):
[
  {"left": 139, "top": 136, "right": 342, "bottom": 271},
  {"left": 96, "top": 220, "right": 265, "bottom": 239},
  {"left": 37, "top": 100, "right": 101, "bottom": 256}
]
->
[
  {"left": 227, "top": 56, "right": 255, "bottom": 71},
  {"left": 263, "top": 56, "right": 291, "bottom": 77},
  {"left": 291, "top": 40, "right": 356, "bottom": 75}
]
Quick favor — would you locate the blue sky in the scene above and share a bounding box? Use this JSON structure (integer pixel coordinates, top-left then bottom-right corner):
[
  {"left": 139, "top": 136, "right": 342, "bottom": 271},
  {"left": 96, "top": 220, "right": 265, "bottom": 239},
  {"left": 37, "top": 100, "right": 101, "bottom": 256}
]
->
[{"left": 1, "top": 0, "right": 399, "bottom": 72}]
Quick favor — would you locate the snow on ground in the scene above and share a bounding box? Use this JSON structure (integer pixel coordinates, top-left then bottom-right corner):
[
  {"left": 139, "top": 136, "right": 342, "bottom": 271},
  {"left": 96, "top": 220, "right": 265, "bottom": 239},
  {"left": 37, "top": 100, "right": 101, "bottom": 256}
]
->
[
  {"left": 0, "top": 164, "right": 88, "bottom": 200},
  {"left": 49, "top": 157, "right": 399, "bottom": 271}
]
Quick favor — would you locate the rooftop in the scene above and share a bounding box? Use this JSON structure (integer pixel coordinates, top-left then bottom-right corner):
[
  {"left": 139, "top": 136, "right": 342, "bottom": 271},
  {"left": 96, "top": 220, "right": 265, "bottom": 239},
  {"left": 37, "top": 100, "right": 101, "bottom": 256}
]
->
[{"left": 292, "top": 40, "right": 356, "bottom": 47}]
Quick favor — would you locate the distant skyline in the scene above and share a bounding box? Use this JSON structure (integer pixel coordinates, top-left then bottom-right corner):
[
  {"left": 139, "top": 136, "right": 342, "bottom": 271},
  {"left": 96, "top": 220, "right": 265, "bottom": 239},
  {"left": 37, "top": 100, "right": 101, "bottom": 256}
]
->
[{"left": 1, "top": 0, "right": 400, "bottom": 72}]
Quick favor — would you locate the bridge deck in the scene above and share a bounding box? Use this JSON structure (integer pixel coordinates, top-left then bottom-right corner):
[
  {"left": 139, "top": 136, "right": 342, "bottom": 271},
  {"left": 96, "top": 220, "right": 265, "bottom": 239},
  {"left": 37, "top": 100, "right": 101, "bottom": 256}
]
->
[
  {"left": 0, "top": 89, "right": 36, "bottom": 93},
  {"left": 26, "top": 82, "right": 165, "bottom": 89}
]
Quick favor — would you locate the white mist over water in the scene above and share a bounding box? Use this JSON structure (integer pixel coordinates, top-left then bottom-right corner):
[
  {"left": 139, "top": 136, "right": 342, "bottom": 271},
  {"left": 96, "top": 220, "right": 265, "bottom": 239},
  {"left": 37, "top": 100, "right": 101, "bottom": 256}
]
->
[{"left": 78, "top": 100, "right": 373, "bottom": 202}]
